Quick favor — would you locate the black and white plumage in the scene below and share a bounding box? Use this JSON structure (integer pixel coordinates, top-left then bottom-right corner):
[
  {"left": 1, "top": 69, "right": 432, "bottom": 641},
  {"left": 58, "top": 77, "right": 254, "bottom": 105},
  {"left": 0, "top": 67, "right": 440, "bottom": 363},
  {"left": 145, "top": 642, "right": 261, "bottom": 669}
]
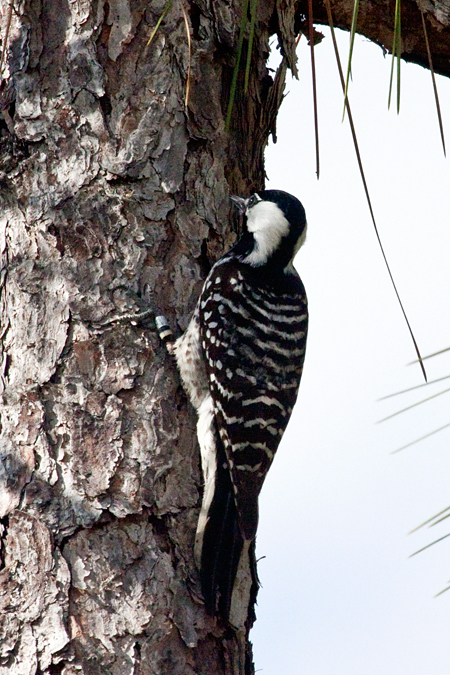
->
[{"left": 172, "top": 190, "right": 308, "bottom": 627}]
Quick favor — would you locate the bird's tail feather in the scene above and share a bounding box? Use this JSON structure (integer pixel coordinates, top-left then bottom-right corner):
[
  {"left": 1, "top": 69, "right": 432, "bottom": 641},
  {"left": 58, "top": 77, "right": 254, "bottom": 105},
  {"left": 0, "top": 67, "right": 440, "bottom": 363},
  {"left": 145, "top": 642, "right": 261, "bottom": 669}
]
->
[{"left": 200, "top": 435, "right": 259, "bottom": 626}]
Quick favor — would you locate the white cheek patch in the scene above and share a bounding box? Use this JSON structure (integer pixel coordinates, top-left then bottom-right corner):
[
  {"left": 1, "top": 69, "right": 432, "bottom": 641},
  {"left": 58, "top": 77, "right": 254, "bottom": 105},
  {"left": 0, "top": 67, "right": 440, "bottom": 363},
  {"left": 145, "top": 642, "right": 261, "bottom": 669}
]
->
[{"left": 244, "top": 201, "right": 290, "bottom": 266}]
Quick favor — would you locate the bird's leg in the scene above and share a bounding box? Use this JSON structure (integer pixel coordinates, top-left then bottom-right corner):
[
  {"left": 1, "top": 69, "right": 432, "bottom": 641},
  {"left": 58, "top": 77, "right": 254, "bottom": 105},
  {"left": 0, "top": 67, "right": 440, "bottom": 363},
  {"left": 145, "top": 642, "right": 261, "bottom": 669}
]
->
[
  {"left": 154, "top": 315, "right": 175, "bottom": 354},
  {"left": 85, "top": 287, "right": 176, "bottom": 354}
]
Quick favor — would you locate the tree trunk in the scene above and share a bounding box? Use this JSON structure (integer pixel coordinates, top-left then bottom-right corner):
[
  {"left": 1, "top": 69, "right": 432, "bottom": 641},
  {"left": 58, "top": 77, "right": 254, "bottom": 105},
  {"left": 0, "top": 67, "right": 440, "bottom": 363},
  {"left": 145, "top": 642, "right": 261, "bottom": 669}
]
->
[
  {"left": 0, "top": 0, "right": 288, "bottom": 673},
  {"left": 0, "top": 0, "right": 448, "bottom": 674}
]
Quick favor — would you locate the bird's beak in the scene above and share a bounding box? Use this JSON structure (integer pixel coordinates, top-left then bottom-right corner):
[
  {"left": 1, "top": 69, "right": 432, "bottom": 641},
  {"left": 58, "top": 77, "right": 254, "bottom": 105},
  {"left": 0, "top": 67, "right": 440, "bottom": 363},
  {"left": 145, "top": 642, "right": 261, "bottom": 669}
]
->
[{"left": 230, "top": 195, "right": 247, "bottom": 215}]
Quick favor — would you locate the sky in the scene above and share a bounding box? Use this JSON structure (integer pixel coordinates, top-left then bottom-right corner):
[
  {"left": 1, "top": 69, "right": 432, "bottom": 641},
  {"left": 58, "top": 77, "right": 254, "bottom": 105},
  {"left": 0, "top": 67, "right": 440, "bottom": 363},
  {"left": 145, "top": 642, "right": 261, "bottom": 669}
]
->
[{"left": 251, "top": 27, "right": 450, "bottom": 675}]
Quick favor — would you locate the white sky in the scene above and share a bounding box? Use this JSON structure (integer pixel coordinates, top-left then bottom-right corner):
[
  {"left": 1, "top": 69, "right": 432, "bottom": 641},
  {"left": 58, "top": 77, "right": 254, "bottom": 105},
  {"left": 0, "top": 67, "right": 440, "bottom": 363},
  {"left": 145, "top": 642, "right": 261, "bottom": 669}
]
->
[{"left": 252, "top": 27, "right": 450, "bottom": 675}]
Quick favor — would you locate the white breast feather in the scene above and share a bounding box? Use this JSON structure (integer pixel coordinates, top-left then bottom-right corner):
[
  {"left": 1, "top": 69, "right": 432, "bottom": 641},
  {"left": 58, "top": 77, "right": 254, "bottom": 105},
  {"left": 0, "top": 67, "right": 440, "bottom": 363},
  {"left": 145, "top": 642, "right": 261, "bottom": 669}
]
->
[
  {"left": 173, "top": 313, "right": 217, "bottom": 569},
  {"left": 173, "top": 314, "right": 209, "bottom": 410},
  {"left": 193, "top": 394, "right": 217, "bottom": 568}
]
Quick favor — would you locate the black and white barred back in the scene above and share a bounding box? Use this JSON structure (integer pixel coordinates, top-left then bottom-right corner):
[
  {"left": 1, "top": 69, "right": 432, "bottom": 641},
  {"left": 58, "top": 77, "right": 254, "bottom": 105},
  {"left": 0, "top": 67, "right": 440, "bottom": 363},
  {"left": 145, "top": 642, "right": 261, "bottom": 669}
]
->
[{"left": 173, "top": 190, "right": 308, "bottom": 627}]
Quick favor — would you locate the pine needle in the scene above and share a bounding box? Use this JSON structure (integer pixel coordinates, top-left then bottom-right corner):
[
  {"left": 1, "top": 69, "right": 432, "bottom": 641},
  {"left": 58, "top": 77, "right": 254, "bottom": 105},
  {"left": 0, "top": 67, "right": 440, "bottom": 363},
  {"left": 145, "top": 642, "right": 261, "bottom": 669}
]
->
[
  {"left": 421, "top": 11, "right": 446, "bottom": 156},
  {"left": 409, "top": 532, "right": 450, "bottom": 558},
  {"left": 429, "top": 512, "right": 450, "bottom": 528},
  {"left": 146, "top": 0, "right": 172, "bottom": 47},
  {"left": 409, "top": 506, "right": 450, "bottom": 534},
  {"left": 378, "top": 374, "right": 450, "bottom": 400},
  {"left": 180, "top": 0, "right": 191, "bottom": 107},
  {"left": 391, "top": 422, "right": 450, "bottom": 454},
  {"left": 409, "top": 346, "right": 450, "bottom": 365},
  {"left": 244, "top": 0, "right": 258, "bottom": 93},
  {"left": 378, "top": 386, "right": 450, "bottom": 423},
  {"left": 388, "top": 0, "right": 402, "bottom": 112},
  {"left": 342, "top": 0, "right": 359, "bottom": 120},
  {"left": 396, "top": 14, "right": 401, "bottom": 113},
  {"left": 388, "top": 5, "right": 396, "bottom": 109},
  {"left": 324, "top": 0, "right": 426, "bottom": 382},
  {"left": 226, "top": 0, "right": 250, "bottom": 130},
  {"left": 308, "top": 0, "right": 320, "bottom": 178},
  {"left": 434, "top": 584, "right": 450, "bottom": 598}
]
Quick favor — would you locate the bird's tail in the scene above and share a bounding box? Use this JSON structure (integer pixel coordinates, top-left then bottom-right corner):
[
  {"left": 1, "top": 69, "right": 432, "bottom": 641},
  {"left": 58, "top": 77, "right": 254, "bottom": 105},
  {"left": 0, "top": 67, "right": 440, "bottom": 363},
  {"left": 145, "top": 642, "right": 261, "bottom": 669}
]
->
[{"left": 197, "top": 432, "right": 259, "bottom": 628}]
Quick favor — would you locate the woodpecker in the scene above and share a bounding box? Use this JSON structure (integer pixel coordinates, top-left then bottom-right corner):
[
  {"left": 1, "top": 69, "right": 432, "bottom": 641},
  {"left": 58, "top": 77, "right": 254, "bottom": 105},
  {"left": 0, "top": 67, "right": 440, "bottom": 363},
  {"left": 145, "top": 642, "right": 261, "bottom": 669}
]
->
[{"left": 158, "top": 190, "right": 308, "bottom": 628}]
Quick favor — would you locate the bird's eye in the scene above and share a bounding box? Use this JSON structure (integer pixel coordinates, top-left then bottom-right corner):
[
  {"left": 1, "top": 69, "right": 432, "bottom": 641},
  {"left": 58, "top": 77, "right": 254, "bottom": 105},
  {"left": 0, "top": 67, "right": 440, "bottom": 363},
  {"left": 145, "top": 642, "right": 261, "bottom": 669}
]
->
[{"left": 247, "top": 195, "right": 259, "bottom": 209}]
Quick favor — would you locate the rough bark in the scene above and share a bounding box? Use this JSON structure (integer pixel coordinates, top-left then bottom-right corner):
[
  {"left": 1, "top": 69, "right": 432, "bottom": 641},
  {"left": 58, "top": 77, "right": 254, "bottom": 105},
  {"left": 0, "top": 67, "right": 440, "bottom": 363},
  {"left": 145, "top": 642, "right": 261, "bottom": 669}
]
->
[
  {"left": 0, "top": 1, "right": 288, "bottom": 673},
  {"left": 0, "top": 0, "right": 449, "bottom": 674},
  {"left": 309, "top": 0, "right": 450, "bottom": 77}
]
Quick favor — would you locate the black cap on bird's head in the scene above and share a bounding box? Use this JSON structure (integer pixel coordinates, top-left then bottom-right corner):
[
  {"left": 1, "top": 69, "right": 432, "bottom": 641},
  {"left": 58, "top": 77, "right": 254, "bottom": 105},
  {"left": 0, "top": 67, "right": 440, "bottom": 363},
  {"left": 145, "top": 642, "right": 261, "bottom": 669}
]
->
[{"left": 231, "top": 189, "right": 307, "bottom": 270}]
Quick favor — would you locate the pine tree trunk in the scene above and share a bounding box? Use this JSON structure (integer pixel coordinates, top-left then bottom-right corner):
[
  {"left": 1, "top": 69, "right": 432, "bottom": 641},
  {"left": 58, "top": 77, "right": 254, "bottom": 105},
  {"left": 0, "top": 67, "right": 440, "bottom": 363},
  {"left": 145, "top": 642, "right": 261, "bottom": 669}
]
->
[
  {"left": 0, "top": 1, "right": 288, "bottom": 673},
  {"left": 0, "top": 0, "right": 449, "bottom": 673}
]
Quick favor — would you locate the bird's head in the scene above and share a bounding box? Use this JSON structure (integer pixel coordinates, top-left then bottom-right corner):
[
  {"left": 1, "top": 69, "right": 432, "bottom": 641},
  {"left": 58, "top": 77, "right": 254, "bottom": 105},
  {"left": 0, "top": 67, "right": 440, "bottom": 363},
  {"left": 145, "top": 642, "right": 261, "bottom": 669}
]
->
[{"left": 231, "top": 190, "right": 307, "bottom": 270}]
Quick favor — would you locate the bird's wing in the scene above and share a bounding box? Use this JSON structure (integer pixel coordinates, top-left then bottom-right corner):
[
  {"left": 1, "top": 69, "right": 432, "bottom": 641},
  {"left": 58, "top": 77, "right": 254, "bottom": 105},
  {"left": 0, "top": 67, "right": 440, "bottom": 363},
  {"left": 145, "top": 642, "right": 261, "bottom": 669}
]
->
[{"left": 199, "top": 260, "right": 308, "bottom": 540}]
